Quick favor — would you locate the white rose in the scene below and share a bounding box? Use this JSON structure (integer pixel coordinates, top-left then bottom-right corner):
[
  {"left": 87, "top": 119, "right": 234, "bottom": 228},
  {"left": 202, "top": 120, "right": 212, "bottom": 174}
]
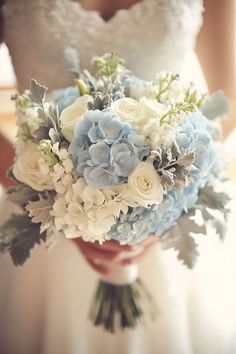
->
[
  {"left": 111, "top": 97, "right": 146, "bottom": 126},
  {"left": 13, "top": 143, "right": 54, "bottom": 191},
  {"left": 125, "top": 161, "right": 163, "bottom": 208},
  {"left": 139, "top": 97, "right": 166, "bottom": 118},
  {"left": 60, "top": 94, "right": 92, "bottom": 142},
  {"left": 112, "top": 97, "right": 166, "bottom": 129}
]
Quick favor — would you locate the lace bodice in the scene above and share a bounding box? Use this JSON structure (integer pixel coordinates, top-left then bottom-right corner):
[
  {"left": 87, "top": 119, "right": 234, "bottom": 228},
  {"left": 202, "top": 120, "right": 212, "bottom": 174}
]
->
[{"left": 3, "top": 0, "right": 203, "bottom": 90}]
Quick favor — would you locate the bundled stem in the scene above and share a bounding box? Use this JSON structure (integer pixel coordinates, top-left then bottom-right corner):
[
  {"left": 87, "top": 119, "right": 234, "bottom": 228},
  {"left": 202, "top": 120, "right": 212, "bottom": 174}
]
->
[{"left": 89, "top": 278, "right": 158, "bottom": 333}]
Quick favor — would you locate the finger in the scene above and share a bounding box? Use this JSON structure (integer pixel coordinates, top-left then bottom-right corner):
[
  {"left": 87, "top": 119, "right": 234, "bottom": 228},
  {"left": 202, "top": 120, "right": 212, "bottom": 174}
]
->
[
  {"left": 86, "top": 258, "right": 108, "bottom": 275},
  {"left": 121, "top": 239, "right": 158, "bottom": 265},
  {"left": 74, "top": 238, "right": 138, "bottom": 256},
  {"left": 137, "top": 235, "right": 158, "bottom": 248},
  {"left": 75, "top": 239, "right": 119, "bottom": 262},
  {"left": 91, "top": 240, "right": 138, "bottom": 253},
  {"left": 121, "top": 252, "right": 147, "bottom": 265}
]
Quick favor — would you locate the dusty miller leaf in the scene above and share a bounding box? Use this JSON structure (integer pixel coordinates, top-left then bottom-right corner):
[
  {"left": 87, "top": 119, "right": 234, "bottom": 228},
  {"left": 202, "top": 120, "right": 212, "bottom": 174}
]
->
[
  {"left": 154, "top": 142, "right": 195, "bottom": 188},
  {"left": 46, "top": 226, "right": 63, "bottom": 250},
  {"left": 33, "top": 103, "right": 62, "bottom": 143},
  {"left": 28, "top": 79, "right": 47, "bottom": 106},
  {"left": 196, "top": 185, "right": 230, "bottom": 240},
  {"left": 197, "top": 185, "right": 230, "bottom": 218},
  {"left": 177, "top": 152, "right": 196, "bottom": 167},
  {"left": 161, "top": 210, "right": 205, "bottom": 268},
  {"left": 26, "top": 195, "right": 54, "bottom": 233},
  {"left": 7, "top": 183, "right": 38, "bottom": 207},
  {"left": 0, "top": 214, "right": 46, "bottom": 266}
]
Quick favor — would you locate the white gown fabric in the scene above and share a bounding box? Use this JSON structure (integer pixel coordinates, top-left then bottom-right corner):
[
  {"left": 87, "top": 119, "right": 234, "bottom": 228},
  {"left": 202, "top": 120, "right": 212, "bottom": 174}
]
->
[{"left": 1, "top": 1, "right": 236, "bottom": 353}]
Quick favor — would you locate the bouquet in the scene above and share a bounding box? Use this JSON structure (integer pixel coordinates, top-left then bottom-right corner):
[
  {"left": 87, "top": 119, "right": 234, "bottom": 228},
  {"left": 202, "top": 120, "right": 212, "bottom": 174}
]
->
[{"left": 0, "top": 53, "right": 230, "bottom": 332}]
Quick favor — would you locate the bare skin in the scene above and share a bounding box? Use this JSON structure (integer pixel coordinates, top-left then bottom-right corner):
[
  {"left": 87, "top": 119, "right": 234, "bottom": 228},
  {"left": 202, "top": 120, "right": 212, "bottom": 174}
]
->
[
  {"left": 196, "top": 0, "right": 236, "bottom": 137},
  {"left": 74, "top": 236, "right": 158, "bottom": 274},
  {"left": 0, "top": 133, "right": 15, "bottom": 188},
  {"left": 75, "top": 0, "right": 142, "bottom": 21},
  {"left": 0, "top": 0, "right": 235, "bottom": 273}
]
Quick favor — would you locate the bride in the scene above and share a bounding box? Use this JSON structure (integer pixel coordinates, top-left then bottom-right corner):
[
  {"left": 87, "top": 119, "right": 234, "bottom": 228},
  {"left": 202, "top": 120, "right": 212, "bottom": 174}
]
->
[{"left": 0, "top": 1, "right": 236, "bottom": 353}]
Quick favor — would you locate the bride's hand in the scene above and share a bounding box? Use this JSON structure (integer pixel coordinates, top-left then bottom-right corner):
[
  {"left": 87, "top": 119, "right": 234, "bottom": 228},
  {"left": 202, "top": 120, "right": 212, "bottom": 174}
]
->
[{"left": 73, "top": 236, "right": 158, "bottom": 274}]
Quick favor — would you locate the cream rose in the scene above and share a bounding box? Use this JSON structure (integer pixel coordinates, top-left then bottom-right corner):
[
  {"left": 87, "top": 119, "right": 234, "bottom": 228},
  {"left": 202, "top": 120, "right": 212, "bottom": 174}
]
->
[
  {"left": 13, "top": 143, "right": 54, "bottom": 191},
  {"left": 125, "top": 161, "right": 163, "bottom": 208},
  {"left": 111, "top": 97, "right": 146, "bottom": 126},
  {"left": 139, "top": 97, "right": 166, "bottom": 118},
  {"left": 60, "top": 94, "right": 92, "bottom": 142},
  {"left": 112, "top": 97, "right": 166, "bottom": 129}
]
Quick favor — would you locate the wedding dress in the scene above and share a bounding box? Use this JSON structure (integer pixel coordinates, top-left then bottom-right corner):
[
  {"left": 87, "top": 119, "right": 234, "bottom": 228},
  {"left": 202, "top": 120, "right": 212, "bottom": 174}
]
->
[{"left": 1, "top": 1, "right": 236, "bottom": 353}]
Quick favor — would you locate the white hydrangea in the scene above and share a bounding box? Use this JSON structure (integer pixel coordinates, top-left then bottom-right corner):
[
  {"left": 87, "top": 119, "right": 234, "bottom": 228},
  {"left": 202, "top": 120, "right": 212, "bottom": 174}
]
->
[{"left": 51, "top": 179, "right": 130, "bottom": 244}]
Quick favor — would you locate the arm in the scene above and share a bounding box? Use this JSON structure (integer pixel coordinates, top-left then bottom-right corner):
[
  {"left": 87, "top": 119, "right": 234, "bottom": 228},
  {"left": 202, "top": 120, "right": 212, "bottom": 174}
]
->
[
  {"left": 0, "top": 132, "right": 15, "bottom": 187},
  {"left": 196, "top": 0, "right": 236, "bottom": 137}
]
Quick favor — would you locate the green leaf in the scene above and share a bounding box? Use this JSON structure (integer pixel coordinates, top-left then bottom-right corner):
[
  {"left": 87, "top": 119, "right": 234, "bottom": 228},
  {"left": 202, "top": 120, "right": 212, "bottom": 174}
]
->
[
  {"left": 160, "top": 102, "right": 196, "bottom": 126},
  {"left": 92, "top": 52, "right": 124, "bottom": 77},
  {"left": 156, "top": 73, "right": 179, "bottom": 102},
  {"left": 0, "top": 214, "right": 46, "bottom": 266},
  {"left": 39, "top": 139, "right": 59, "bottom": 166}
]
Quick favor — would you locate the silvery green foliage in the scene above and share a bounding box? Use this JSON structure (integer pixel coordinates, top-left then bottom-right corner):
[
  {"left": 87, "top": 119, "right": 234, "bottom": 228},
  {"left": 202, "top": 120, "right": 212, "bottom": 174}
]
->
[
  {"left": 7, "top": 183, "right": 38, "bottom": 207},
  {"left": 196, "top": 184, "right": 231, "bottom": 240},
  {"left": 27, "top": 79, "right": 47, "bottom": 107},
  {"left": 88, "top": 93, "right": 112, "bottom": 110},
  {"left": 161, "top": 183, "right": 231, "bottom": 268},
  {"left": 35, "top": 104, "right": 62, "bottom": 144},
  {"left": 161, "top": 209, "right": 202, "bottom": 268},
  {"left": 81, "top": 69, "right": 98, "bottom": 93},
  {"left": 152, "top": 141, "right": 196, "bottom": 188},
  {"left": 88, "top": 75, "right": 125, "bottom": 110},
  {"left": 26, "top": 195, "right": 54, "bottom": 233},
  {"left": 0, "top": 214, "right": 46, "bottom": 266},
  {"left": 200, "top": 90, "right": 229, "bottom": 120},
  {"left": 26, "top": 80, "right": 63, "bottom": 144}
]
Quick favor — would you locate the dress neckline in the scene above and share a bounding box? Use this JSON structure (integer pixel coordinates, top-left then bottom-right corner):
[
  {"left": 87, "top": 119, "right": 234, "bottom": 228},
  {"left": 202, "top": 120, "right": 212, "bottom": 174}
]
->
[{"left": 67, "top": 0, "right": 147, "bottom": 25}]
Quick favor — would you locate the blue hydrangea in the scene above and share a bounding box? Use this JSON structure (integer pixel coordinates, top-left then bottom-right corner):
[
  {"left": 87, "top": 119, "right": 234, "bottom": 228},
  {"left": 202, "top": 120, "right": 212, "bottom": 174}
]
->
[
  {"left": 55, "top": 86, "right": 80, "bottom": 112},
  {"left": 109, "top": 111, "right": 221, "bottom": 245},
  {"left": 123, "top": 75, "right": 149, "bottom": 99},
  {"left": 69, "top": 109, "right": 149, "bottom": 188},
  {"left": 108, "top": 185, "right": 199, "bottom": 245},
  {"left": 177, "top": 111, "right": 219, "bottom": 188}
]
